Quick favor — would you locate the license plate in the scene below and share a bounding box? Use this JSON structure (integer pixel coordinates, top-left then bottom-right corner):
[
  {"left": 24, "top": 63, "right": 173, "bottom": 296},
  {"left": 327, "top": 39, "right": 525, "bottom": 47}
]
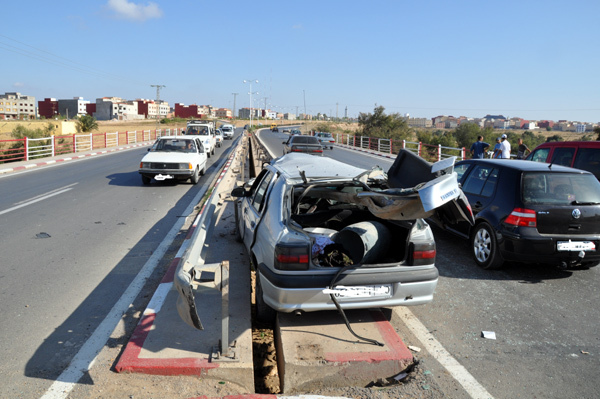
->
[
  {"left": 557, "top": 240, "right": 596, "bottom": 251},
  {"left": 322, "top": 285, "right": 392, "bottom": 299}
]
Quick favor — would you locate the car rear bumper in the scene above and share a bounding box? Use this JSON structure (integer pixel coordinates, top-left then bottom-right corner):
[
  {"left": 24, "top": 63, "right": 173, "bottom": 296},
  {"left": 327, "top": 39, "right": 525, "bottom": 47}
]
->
[
  {"left": 499, "top": 232, "right": 600, "bottom": 265},
  {"left": 257, "top": 263, "right": 438, "bottom": 312}
]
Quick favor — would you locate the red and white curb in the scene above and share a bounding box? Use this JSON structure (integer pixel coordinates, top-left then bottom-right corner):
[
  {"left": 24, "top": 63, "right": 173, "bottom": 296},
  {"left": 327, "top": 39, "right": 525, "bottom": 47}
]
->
[{"left": 0, "top": 142, "right": 152, "bottom": 175}]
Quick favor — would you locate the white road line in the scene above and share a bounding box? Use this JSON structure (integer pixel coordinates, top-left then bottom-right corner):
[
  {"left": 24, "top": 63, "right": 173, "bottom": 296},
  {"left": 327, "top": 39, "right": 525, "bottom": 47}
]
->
[
  {"left": 0, "top": 184, "right": 78, "bottom": 216},
  {"left": 40, "top": 178, "right": 211, "bottom": 399},
  {"left": 394, "top": 307, "right": 494, "bottom": 399}
]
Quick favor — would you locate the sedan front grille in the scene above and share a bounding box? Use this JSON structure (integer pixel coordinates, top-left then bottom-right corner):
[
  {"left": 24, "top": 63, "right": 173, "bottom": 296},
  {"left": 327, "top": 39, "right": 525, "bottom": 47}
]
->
[{"left": 149, "top": 162, "right": 183, "bottom": 169}]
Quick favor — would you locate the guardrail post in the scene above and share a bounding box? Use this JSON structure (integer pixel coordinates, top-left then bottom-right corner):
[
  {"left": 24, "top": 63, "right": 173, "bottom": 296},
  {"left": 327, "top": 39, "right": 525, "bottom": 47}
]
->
[
  {"left": 52, "top": 136, "right": 56, "bottom": 157},
  {"left": 72, "top": 134, "right": 76, "bottom": 153},
  {"left": 418, "top": 142, "right": 422, "bottom": 157},
  {"left": 89, "top": 133, "right": 93, "bottom": 150},
  {"left": 461, "top": 147, "right": 466, "bottom": 160},
  {"left": 438, "top": 144, "right": 442, "bottom": 161},
  {"left": 24, "top": 137, "right": 29, "bottom": 161}
]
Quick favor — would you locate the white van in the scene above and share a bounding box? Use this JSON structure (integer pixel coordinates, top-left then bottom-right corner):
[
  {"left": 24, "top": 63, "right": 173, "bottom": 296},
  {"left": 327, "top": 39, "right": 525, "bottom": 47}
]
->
[{"left": 220, "top": 124, "right": 235, "bottom": 139}]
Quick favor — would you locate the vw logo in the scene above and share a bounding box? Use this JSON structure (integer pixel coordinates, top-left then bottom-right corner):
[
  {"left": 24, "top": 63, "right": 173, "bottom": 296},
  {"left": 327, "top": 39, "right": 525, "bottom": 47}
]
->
[{"left": 572, "top": 209, "right": 581, "bottom": 219}]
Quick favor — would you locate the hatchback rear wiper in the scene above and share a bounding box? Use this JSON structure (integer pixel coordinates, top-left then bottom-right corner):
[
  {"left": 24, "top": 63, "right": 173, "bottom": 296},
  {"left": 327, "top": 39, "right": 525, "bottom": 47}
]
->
[{"left": 571, "top": 201, "right": 600, "bottom": 205}]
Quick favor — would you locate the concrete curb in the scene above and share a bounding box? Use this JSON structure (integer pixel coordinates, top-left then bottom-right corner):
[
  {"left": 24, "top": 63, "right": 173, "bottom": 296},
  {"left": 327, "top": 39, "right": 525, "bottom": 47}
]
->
[{"left": 114, "top": 149, "right": 238, "bottom": 376}]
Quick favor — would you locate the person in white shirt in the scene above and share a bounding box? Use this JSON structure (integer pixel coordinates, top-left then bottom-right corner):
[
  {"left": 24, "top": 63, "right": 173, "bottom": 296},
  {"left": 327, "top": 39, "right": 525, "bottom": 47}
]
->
[{"left": 500, "top": 134, "right": 511, "bottom": 159}]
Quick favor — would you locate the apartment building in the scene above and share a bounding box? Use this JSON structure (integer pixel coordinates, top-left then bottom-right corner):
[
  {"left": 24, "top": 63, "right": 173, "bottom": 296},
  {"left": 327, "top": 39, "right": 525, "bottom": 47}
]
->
[
  {"left": 0, "top": 92, "right": 36, "bottom": 120},
  {"left": 94, "top": 97, "right": 143, "bottom": 121}
]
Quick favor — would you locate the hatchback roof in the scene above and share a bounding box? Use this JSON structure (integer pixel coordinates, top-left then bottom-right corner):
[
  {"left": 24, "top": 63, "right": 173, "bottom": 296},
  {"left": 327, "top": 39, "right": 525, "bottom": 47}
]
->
[
  {"left": 459, "top": 159, "right": 592, "bottom": 174},
  {"left": 532, "top": 140, "right": 600, "bottom": 149}
]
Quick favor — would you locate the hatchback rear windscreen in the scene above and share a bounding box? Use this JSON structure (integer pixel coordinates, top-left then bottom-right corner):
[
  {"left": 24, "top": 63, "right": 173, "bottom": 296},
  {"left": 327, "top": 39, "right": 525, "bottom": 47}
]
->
[{"left": 522, "top": 172, "right": 600, "bottom": 205}]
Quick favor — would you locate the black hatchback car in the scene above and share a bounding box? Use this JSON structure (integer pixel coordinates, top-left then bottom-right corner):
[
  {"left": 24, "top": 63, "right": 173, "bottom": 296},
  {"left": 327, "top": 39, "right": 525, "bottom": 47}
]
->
[{"left": 434, "top": 159, "right": 600, "bottom": 269}]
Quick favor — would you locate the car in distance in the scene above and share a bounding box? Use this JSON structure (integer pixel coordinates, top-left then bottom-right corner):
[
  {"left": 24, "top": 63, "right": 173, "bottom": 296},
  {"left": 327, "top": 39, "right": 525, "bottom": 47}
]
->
[
  {"left": 271, "top": 123, "right": 279, "bottom": 132},
  {"left": 314, "top": 131, "right": 335, "bottom": 150},
  {"left": 290, "top": 129, "right": 301, "bottom": 136},
  {"left": 432, "top": 158, "right": 600, "bottom": 269},
  {"left": 220, "top": 124, "right": 235, "bottom": 140},
  {"left": 139, "top": 136, "right": 207, "bottom": 185},
  {"left": 214, "top": 129, "right": 224, "bottom": 147},
  {"left": 282, "top": 128, "right": 290, "bottom": 133},
  {"left": 527, "top": 141, "right": 600, "bottom": 181},
  {"left": 231, "top": 151, "right": 474, "bottom": 321},
  {"left": 185, "top": 120, "right": 216, "bottom": 158},
  {"left": 282, "top": 135, "right": 324, "bottom": 156}
]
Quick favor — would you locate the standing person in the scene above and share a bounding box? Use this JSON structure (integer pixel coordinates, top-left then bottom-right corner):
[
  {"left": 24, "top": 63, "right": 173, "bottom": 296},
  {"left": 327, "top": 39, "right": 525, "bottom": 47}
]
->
[
  {"left": 493, "top": 137, "right": 502, "bottom": 159},
  {"left": 516, "top": 138, "right": 531, "bottom": 159},
  {"left": 499, "top": 134, "right": 511, "bottom": 159},
  {"left": 470, "top": 135, "right": 490, "bottom": 159}
]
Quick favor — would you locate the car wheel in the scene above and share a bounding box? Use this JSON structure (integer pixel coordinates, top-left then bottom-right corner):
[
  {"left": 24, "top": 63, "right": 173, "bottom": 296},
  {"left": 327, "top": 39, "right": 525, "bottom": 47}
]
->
[
  {"left": 211, "top": 147, "right": 215, "bottom": 155},
  {"left": 207, "top": 151, "right": 211, "bottom": 158},
  {"left": 190, "top": 167, "right": 200, "bottom": 184},
  {"left": 470, "top": 222, "right": 504, "bottom": 269},
  {"left": 141, "top": 175, "right": 151, "bottom": 185},
  {"left": 255, "top": 271, "right": 276, "bottom": 324},
  {"left": 200, "top": 166, "right": 206, "bottom": 176}
]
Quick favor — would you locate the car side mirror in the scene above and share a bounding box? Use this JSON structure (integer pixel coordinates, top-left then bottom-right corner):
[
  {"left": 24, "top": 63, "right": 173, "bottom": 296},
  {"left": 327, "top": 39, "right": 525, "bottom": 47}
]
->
[{"left": 231, "top": 186, "right": 249, "bottom": 197}]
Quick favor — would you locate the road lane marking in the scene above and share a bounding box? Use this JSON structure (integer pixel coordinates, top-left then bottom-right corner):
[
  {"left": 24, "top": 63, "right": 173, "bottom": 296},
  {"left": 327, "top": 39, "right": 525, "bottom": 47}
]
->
[
  {"left": 0, "top": 183, "right": 78, "bottom": 216},
  {"left": 394, "top": 307, "right": 494, "bottom": 399},
  {"left": 40, "top": 156, "right": 228, "bottom": 399}
]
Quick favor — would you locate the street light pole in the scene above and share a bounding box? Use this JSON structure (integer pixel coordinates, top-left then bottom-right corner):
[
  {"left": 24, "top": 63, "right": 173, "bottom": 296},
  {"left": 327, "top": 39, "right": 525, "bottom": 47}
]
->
[{"left": 243, "top": 79, "right": 258, "bottom": 127}]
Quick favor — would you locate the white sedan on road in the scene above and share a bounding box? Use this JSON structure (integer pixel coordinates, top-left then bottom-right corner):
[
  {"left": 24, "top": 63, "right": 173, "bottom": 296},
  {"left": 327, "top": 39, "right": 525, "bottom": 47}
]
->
[{"left": 139, "top": 136, "right": 207, "bottom": 184}]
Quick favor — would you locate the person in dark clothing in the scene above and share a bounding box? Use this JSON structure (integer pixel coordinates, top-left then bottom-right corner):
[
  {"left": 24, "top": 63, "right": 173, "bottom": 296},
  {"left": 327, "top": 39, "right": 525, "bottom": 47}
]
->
[
  {"left": 470, "top": 135, "right": 490, "bottom": 159},
  {"left": 516, "top": 138, "right": 531, "bottom": 159}
]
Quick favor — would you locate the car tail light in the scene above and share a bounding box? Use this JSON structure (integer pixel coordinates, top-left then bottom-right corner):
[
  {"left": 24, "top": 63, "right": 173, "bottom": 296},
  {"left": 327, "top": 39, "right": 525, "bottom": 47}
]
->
[
  {"left": 505, "top": 208, "right": 537, "bottom": 227},
  {"left": 410, "top": 242, "right": 436, "bottom": 266},
  {"left": 274, "top": 243, "right": 310, "bottom": 270}
]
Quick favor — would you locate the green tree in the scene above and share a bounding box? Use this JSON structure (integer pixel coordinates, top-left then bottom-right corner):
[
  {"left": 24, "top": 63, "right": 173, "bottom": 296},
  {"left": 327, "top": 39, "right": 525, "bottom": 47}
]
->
[
  {"left": 76, "top": 115, "right": 98, "bottom": 133},
  {"left": 545, "top": 134, "right": 564, "bottom": 143},
  {"left": 452, "top": 122, "right": 481, "bottom": 149},
  {"left": 358, "top": 106, "right": 411, "bottom": 140}
]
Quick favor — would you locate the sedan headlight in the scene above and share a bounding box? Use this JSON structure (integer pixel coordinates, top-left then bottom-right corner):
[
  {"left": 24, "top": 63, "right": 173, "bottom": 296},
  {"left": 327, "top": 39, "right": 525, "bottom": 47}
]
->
[
  {"left": 140, "top": 162, "right": 150, "bottom": 168},
  {"left": 179, "top": 163, "right": 193, "bottom": 170}
]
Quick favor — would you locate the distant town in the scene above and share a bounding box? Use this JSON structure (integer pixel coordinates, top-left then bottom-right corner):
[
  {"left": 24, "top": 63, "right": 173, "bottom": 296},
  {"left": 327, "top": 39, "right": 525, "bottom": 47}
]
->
[{"left": 1, "top": 91, "right": 597, "bottom": 133}]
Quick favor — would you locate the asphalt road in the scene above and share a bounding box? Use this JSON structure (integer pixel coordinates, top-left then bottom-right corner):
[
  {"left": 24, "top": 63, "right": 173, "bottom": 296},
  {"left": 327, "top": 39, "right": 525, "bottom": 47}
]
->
[
  {"left": 258, "top": 128, "right": 600, "bottom": 399},
  {"left": 0, "top": 130, "right": 241, "bottom": 398}
]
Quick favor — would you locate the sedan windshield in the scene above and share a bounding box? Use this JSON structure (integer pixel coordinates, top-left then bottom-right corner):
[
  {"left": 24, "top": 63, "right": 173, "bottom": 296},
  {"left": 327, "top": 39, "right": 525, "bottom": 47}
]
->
[
  {"left": 522, "top": 172, "right": 600, "bottom": 205},
  {"left": 155, "top": 139, "right": 196, "bottom": 153}
]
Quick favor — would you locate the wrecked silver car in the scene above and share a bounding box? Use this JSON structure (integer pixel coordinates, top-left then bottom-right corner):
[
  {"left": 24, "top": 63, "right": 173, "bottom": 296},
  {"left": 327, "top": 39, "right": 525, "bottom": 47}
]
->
[{"left": 231, "top": 150, "right": 474, "bottom": 322}]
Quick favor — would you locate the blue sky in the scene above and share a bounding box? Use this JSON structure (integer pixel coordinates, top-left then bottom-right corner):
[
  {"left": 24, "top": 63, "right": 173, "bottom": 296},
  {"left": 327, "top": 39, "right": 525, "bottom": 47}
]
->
[{"left": 2, "top": 0, "right": 599, "bottom": 122}]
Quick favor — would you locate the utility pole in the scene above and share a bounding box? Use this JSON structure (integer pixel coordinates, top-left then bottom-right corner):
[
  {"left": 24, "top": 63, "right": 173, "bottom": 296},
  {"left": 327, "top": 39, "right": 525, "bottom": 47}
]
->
[
  {"left": 336, "top": 103, "right": 339, "bottom": 121},
  {"left": 151, "top": 84, "right": 166, "bottom": 132},
  {"left": 231, "top": 93, "right": 238, "bottom": 119}
]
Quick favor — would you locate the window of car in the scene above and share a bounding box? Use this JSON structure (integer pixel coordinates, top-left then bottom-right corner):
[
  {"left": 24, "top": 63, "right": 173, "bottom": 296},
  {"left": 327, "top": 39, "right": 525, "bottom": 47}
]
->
[
  {"left": 550, "top": 147, "right": 576, "bottom": 167},
  {"left": 251, "top": 171, "right": 274, "bottom": 212},
  {"left": 529, "top": 148, "right": 550, "bottom": 163},
  {"left": 454, "top": 163, "right": 470, "bottom": 181},
  {"left": 522, "top": 172, "right": 600, "bottom": 205},
  {"left": 573, "top": 148, "right": 600, "bottom": 179},
  {"left": 462, "top": 165, "right": 498, "bottom": 197},
  {"left": 292, "top": 136, "right": 320, "bottom": 144}
]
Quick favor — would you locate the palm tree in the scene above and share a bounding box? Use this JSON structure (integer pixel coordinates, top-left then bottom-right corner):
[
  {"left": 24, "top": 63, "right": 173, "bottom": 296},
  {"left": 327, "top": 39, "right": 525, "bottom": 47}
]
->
[{"left": 76, "top": 115, "right": 98, "bottom": 133}]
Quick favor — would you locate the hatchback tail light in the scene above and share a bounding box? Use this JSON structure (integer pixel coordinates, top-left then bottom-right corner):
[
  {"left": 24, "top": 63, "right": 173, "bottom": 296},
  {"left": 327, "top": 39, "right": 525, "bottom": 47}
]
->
[
  {"left": 504, "top": 208, "right": 537, "bottom": 227},
  {"left": 274, "top": 243, "right": 310, "bottom": 270},
  {"left": 409, "top": 242, "right": 436, "bottom": 266}
]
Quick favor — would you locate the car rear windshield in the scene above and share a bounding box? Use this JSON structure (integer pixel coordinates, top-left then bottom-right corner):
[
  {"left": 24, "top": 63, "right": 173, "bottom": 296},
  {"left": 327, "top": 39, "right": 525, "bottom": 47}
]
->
[
  {"left": 522, "top": 172, "right": 600, "bottom": 205},
  {"left": 186, "top": 127, "right": 209, "bottom": 135},
  {"left": 293, "top": 136, "right": 320, "bottom": 144}
]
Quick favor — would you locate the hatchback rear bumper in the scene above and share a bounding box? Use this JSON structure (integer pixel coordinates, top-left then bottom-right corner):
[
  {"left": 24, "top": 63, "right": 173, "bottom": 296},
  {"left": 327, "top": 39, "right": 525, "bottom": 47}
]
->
[{"left": 499, "top": 232, "right": 600, "bottom": 266}]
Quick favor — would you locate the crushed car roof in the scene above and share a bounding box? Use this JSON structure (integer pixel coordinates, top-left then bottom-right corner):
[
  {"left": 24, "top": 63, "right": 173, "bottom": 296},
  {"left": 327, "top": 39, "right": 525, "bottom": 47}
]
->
[{"left": 272, "top": 153, "right": 367, "bottom": 180}]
